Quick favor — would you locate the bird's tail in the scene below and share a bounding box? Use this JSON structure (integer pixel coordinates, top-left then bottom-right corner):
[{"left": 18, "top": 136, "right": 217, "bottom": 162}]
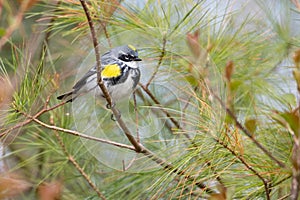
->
[{"left": 57, "top": 91, "right": 77, "bottom": 103}]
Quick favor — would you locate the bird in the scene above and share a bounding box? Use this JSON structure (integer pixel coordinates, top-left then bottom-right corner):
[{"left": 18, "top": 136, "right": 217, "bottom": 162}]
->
[{"left": 57, "top": 45, "right": 142, "bottom": 104}]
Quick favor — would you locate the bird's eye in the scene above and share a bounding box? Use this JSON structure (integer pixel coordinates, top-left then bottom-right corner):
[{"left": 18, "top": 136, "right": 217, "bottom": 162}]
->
[{"left": 120, "top": 54, "right": 132, "bottom": 62}]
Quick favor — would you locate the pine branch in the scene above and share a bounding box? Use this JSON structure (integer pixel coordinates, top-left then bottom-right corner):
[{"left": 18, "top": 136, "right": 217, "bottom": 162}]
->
[
  {"left": 139, "top": 83, "right": 182, "bottom": 130},
  {"left": 214, "top": 138, "right": 271, "bottom": 199},
  {"left": 209, "top": 90, "right": 286, "bottom": 168},
  {"left": 54, "top": 131, "right": 106, "bottom": 199},
  {"left": 22, "top": 111, "right": 136, "bottom": 151},
  {"left": 146, "top": 35, "right": 167, "bottom": 88},
  {"left": 78, "top": 1, "right": 214, "bottom": 193},
  {"left": 79, "top": 0, "right": 113, "bottom": 108},
  {"left": 0, "top": 100, "right": 66, "bottom": 138}
]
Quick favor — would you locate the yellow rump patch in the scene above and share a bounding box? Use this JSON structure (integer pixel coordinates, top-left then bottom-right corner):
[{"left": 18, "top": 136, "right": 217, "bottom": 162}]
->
[
  {"left": 101, "top": 64, "right": 121, "bottom": 78},
  {"left": 128, "top": 44, "right": 136, "bottom": 51}
]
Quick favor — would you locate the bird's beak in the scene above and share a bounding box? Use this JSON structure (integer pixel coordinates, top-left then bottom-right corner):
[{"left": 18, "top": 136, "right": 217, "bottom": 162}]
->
[{"left": 134, "top": 58, "right": 142, "bottom": 61}]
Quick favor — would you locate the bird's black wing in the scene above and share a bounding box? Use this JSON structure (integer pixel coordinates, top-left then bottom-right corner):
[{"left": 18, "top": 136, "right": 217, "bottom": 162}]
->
[
  {"left": 73, "top": 51, "right": 114, "bottom": 91},
  {"left": 57, "top": 50, "right": 114, "bottom": 102},
  {"left": 57, "top": 67, "right": 97, "bottom": 102},
  {"left": 72, "top": 67, "right": 97, "bottom": 91}
]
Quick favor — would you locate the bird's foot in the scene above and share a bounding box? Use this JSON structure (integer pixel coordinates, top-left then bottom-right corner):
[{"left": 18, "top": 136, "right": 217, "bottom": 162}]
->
[
  {"left": 106, "top": 102, "right": 115, "bottom": 109},
  {"left": 110, "top": 110, "right": 121, "bottom": 121}
]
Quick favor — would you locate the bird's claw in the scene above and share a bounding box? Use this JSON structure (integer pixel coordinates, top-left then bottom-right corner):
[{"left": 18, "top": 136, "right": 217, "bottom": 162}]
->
[
  {"left": 110, "top": 110, "right": 121, "bottom": 121},
  {"left": 106, "top": 102, "right": 115, "bottom": 109}
]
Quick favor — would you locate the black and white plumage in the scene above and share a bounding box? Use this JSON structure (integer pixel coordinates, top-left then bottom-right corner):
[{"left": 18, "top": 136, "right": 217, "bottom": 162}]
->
[{"left": 57, "top": 45, "right": 142, "bottom": 103}]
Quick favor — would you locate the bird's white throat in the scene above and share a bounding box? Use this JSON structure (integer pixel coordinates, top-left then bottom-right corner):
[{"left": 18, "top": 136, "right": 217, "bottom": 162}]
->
[{"left": 126, "top": 61, "right": 139, "bottom": 69}]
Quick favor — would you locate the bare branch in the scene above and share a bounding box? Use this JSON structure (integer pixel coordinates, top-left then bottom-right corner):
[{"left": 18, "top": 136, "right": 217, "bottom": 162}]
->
[
  {"left": 139, "top": 83, "right": 182, "bottom": 130},
  {"left": 210, "top": 92, "right": 286, "bottom": 168},
  {"left": 140, "top": 146, "right": 214, "bottom": 193},
  {"left": 139, "top": 83, "right": 195, "bottom": 142},
  {"left": 54, "top": 131, "right": 106, "bottom": 199},
  {"left": 133, "top": 92, "right": 140, "bottom": 142},
  {"left": 146, "top": 36, "right": 167, "bottom": 88},
  {"left": 23, "top": 112, "right": 136, "bottom": 151},
  {"left": 79, "top": 0, "right": 113, "bottom": 107},
  {"left": 214, "top": 138, "right": 271, "bottom": 199},
  {"left": 0, "top": 101, "right": 66, "bottom": 138}
]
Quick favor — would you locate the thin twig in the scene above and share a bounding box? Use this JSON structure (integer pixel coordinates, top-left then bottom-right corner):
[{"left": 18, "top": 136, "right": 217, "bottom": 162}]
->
[
  {"left": 139, "top": 83, "right": 195, "bottom": 142},
  {"left": 122, "top": 155, "right": 137, "bottom": 171},
  {"left": 0, "top": 101, "right": 66, "bottom": 138},
  {"left": 272, "top": 175, "right": 292, "bottom": 188},
  {"left": 140, "top": 146, "right": 214, "bottom": 193},
  {"left": 181, "top": 87, "right": 198, "bottom": 129},
  {"left": 133, "top": 91, "right": 140, "bottom": 142},
  {"left": 139, "top": 83, "right": 182, "bottom": 130},
  {"left": 97, "top": 0, "right": 123, "bottom": 48},
  {"left": 99, "top": 21, "right": 112, "bottom": 48},
  {"left": 79, "top": 0, "right": 113, "bottom": 108},
  {"left": 53, "top": 129, "right": 106, "bottom": 199},
  {"left": 0, "top": 0, "right": 30, "bottom": 50},
  {"left": 278, "top": 193, "right": 291, "bottom": 200},
  {"left": 134, "top": 88, "right": 175, "bottom": 133},
  {"left": 210, "top": 92, "right": 286, "bottom": 168},
  {"left": 214, "top": 138, "right": 271, "bottom": 200},
  {"left": 22, "top": 112, "right": 136, "bottom": 151},
  {"left": 38, "top": 0, "right": 62, "bottom": 61},
  {"left": 146, "top": 36, "right": 167, "bottom": 88},
  {"left": 68, "top": 154, "right": 106, "bottom": 199}
]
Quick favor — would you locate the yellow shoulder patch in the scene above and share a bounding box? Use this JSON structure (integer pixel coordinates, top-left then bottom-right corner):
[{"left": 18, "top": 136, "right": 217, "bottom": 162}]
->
[
  {"left": 128, "top": 44, "right": 136, "bottom": 51},
  {"left": 101, "top": 64, "right": 121, "bottom": 78}
]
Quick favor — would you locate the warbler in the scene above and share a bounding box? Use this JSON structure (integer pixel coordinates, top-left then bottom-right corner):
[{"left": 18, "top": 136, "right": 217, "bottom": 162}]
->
[{"left": 57, "top": 45, "right": 142, "bottom": 103}]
